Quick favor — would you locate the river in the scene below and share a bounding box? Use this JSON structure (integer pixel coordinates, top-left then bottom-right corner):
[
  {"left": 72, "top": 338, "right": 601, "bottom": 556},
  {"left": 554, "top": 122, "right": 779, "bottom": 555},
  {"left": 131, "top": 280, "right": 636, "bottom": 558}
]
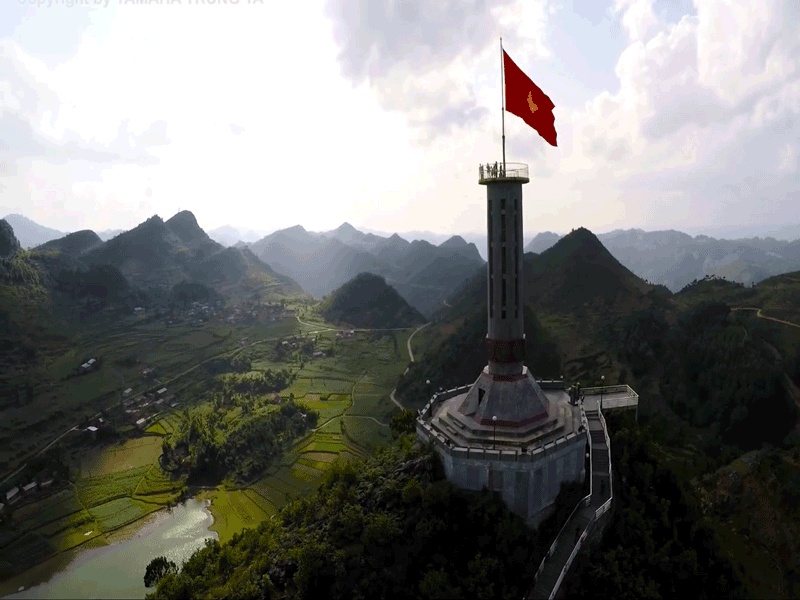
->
[{"left": 0, "top": 498, "right": 218, "bottom": 600}]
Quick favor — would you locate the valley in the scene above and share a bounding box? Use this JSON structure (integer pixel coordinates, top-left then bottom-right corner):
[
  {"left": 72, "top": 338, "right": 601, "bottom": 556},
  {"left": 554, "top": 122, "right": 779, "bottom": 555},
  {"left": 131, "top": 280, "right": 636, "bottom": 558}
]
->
[
  {"left": 0, "top": 302, "right": 417, "bottom": 592},
  {"left": 3, "top": 217, "right": 800, "bottom": 599}
]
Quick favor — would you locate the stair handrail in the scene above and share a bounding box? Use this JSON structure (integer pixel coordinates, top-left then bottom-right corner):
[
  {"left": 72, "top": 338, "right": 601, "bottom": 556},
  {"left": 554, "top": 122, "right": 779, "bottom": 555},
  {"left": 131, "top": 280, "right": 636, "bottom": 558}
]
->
[
  {"left": 532, "top": 407, "right": 592, "bottom": 588},
  {"left": 595, "top": 397, "right": 614, "bottom": 518},
  {"left": 549, "top": 510, "right": 597, "bottom": 599},
  {"left": 547, "top": 401, "right": 615, "bottom": 598}
]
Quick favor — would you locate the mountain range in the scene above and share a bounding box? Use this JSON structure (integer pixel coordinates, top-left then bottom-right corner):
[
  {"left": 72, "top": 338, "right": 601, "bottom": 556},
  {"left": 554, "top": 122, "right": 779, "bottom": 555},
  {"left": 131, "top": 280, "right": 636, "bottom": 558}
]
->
[
  {"left": 3, "top": 211, "right": 307, "bottom": 308},
  {"left": 2, "top": 214, "right": 128, "bottom": 248},
  {"left": 247, "top": 222, "right": 485, "bottom": 315},
  {"left": 10, "top": 212, "right": 800, "bottom": 305},
  {"left": 526, "top": 229, "right": 800, "bottom": 292}
]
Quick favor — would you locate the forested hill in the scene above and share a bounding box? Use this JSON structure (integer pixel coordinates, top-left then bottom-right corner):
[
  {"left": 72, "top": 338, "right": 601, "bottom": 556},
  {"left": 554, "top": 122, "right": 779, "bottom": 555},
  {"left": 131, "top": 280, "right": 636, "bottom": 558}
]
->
[
  {"left": 395, "top": 304, "right": 561, "bottom": 408},
  {"left": 439, "top": 227, "right": 654, "bottom": 322},
  {"left": 317, "top": 272, "right": 426, "bottom": 329},
  {"left": 146, "top": 437, "right": 577, "bottom": 600},
  {"left": 64, "top": 211, "right": 309, "bottom": 302},
  {"left": 36, "top": 229, "right": 103, "bottom": 258},
  {"left": 0, "top": 219, "right": 21, "bottom": 258}
]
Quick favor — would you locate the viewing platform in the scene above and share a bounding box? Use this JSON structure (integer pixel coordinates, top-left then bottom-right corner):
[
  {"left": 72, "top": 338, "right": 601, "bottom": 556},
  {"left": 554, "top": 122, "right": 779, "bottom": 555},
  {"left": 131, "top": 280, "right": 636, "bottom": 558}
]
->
[{"left": 478, "top": 162, "right": 530, "bottom": 184}]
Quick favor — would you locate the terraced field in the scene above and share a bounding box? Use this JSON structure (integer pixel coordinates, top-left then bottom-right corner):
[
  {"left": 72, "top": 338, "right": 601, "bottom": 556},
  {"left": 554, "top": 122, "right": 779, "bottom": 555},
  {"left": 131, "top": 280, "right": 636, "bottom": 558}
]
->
[
  {"left": 80, "top": 437, "right": 163, "bottom": 477},
  {"left": 1, "top": 310, "right": 414, "bottom": 577}
]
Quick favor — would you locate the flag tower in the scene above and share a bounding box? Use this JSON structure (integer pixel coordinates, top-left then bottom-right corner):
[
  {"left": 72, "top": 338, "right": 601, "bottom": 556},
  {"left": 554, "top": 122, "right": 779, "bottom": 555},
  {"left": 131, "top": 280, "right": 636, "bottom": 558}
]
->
[{"left": 415, "top": 43, "right": 584, "bottom": 527}]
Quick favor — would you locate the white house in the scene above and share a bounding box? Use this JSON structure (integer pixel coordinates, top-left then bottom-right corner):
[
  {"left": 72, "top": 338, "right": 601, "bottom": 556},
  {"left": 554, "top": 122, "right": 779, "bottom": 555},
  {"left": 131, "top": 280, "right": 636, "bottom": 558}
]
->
[
  {"left": 22, "top": 482, "right": 37, "bottom": 495},
  {"left": 123, "top": 388, "right": 133, "bottom": 398},
  {"left": 5, "top": 487, "right": 19, "bottom": 504}
]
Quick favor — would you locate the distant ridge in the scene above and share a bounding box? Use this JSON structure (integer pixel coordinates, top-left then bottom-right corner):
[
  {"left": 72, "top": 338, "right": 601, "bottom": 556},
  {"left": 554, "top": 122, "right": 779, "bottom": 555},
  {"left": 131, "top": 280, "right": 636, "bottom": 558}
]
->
[
  {"left": 165, "top": 210, "right": 211, "bottom": 244},
  {"left": 318, "top": 272, "right": 426, "bottom": 329},
  {"left": 75, "top": 211, "right": 308, "bottom": 302},
  {"left": 443, "top": 227, "right": 652, "bottom": 319},
  {"left": 525, "top": 231, "right": 561, "bottom": 254},
  {"left": 37, "top": 230, "right": 103, "bottom": 258},
  {"left": 3, "top": 214, "right": 67, "bottom": 249}
]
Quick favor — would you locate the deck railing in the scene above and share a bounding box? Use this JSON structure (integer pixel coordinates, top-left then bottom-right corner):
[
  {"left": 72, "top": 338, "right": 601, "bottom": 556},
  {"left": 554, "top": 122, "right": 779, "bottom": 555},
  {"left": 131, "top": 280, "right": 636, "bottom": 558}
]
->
[{"left": 478, "top": 162, "right": 529, "bottom": 182}]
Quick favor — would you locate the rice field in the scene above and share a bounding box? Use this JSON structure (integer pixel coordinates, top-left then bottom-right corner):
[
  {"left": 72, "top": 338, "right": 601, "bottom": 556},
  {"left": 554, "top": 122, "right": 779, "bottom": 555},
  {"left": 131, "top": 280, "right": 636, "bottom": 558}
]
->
[
  {"left": 9, "top": 489, "right": 85, "bottom": 531},
  {"left": 76, "top": 467, "right": 150, "bottom": 508},
  {"left": 0, "top": 532, "right": 55, "bottom": 574},
  {"left": 3, "top": 309, "right": 414, "bottom": 572},
  {"left": 342, "top": 416, "right": 391, "bottom": 451},
  {"left": 80, "top": 437, "right": 163, "bottom": 477},
  {"left": 88, "top": 497, "right": 153, "bottom": 531}
]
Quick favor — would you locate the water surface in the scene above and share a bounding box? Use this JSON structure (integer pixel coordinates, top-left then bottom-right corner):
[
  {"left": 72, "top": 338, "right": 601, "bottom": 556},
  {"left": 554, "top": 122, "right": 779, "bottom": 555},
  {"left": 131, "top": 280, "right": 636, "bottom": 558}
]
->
[{"left": 0, "top": 498, "right": 217, "bottom": 600}]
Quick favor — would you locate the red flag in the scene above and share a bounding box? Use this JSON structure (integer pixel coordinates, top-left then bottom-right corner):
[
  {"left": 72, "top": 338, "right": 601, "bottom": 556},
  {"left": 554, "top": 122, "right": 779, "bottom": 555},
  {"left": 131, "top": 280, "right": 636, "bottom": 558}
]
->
[{"left": 503, "top": 50, "right": 557, "bottom": 147}]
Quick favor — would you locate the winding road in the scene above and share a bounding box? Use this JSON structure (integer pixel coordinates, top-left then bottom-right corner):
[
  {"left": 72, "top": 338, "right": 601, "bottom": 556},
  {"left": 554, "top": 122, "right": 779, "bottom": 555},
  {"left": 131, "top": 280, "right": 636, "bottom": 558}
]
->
[
  {"left": 406, "top": 322, "right": 430, "bottom": 363},
  {"left": 731, "top": 307, "right": 800, "bottom": 329},
  {"left": 389, "top": 322, "right": 431, "bottom": 410}
]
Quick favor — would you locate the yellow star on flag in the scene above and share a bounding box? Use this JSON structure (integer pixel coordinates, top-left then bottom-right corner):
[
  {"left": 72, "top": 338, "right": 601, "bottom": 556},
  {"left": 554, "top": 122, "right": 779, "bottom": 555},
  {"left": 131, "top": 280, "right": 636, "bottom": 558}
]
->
[{"left": 527, "top": 92, "right": 538, "bottom": 114}]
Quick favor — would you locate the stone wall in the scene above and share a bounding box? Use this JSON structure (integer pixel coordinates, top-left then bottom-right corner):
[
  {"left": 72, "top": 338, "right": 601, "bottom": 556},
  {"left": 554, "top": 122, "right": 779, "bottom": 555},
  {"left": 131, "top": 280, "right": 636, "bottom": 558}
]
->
[{"left": 418, "top": 421, "right": 587, "bottom": 524}]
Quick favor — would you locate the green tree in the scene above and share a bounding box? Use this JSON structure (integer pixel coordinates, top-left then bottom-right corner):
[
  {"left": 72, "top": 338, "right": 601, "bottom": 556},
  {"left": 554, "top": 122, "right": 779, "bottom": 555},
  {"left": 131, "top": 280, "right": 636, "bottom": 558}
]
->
[
  {"left": 390, "top": 409, "right": 417, "bottom": 437},
  {"left": 144, "top": 556, "right": 178, "bottom": 588}
]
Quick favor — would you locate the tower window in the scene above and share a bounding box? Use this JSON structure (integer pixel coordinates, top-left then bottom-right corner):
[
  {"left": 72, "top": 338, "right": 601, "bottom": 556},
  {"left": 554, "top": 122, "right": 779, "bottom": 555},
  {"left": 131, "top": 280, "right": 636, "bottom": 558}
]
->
[
  {"left": 502, "top": 278, "right": 506, "bottom": 309},
  {"left": 478, "top": 388, "right": 485, "bottom": 405},
  {"left": 489, "top": 275, "right": 493, "bottom": 318},
  {"left": 515, "top": 246, "right": 519, "bottom": 318}
]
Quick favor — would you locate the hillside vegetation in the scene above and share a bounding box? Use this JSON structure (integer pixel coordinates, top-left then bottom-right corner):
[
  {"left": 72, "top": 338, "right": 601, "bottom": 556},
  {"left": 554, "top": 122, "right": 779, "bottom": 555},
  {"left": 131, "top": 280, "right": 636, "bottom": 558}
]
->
[
  {"left": 163, "top": 394, "right": 318, "bottom": 484},
  {"left": 78, "top": 212, "right": 308, "bottom": 303},
  {"left": 147, "top": 436, "right": 583, "bottom": 600},
  {"left": 317, "top": 273, "right": 426, "bottom": 329},
  {"left": 396, "top": 304, "right": 561, "bottom": 408}
]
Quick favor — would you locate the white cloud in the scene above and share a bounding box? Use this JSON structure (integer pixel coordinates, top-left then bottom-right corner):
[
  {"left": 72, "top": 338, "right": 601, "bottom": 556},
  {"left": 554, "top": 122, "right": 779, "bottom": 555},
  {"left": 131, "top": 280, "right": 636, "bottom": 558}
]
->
[
  {"left": 0, "top": 0, "right": 797, "bottom": 242},
  {"left": 614, "top": 0, "right": 660, "bottom": 42}
]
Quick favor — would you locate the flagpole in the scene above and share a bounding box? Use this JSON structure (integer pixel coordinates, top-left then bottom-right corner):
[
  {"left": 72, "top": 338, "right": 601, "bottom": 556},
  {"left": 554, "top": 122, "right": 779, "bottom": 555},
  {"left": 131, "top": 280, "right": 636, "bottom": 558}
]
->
[{"left": 500, "top": 37, "right": 506, "bottom": 173}]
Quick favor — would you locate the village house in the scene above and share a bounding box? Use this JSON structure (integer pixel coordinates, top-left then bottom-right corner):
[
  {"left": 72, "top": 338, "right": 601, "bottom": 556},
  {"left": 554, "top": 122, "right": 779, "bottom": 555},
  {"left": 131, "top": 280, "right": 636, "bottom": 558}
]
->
[
  {"left": 22, "top": 482, "right": 37, "bottom": 496},
  {"left": 157, "top": 387, "right": 168, "bottom": 397},
  {"left": 123, "top": 388, "right": 133, "bottom": 398},
  {"left": 313, "top": 351, "right": 324, "bottom": 358},
  {"left": 87, "top": 358, "right": 96, "bottom": 366},
  {"left": 136, "top": 418, "right": 148, "bottom": 429},
  {"left": 142, "top": 368, "right": 155, "bottom": 379},
  {"left": 86, "top": 426, "right": 98, "bottom": 440},
  {"left": 39, "top": 476, "right": 54, "bottom": 489},
  {"left": 0, "top": 503, "right": 5, "bottom": 513},
  {"left": 5, "top": 487, "right": 19, "bottom": 505}
]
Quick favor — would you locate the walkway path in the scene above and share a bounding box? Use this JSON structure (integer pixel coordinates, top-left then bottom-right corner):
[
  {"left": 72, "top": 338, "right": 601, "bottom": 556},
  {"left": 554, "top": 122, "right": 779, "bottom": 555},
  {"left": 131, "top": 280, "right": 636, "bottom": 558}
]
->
[
  {"left": 388, "top": 323, "right": 431, "bottom": 411},
  {"left": 528, "top": 397, "right": 611, "bottom": 600},
  {"left": 731, "top": 307, "right": 800, "bottom": 329},
  {"left": 406, "top": 322, "right": 429, "bottom": 363}
]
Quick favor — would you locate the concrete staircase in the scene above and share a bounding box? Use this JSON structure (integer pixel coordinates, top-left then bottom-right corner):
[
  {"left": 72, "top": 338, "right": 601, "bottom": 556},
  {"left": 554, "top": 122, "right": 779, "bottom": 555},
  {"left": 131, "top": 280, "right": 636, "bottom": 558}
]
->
[{"left": 527, "top": 408, "right": 611, "bottom": 599}]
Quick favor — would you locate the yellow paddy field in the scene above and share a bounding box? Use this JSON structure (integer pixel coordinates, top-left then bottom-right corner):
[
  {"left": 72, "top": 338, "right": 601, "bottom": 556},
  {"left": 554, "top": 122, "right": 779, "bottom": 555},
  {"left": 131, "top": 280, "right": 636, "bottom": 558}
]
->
[{"left": 80, "top": 437, "right": 164, "bottom": 477}]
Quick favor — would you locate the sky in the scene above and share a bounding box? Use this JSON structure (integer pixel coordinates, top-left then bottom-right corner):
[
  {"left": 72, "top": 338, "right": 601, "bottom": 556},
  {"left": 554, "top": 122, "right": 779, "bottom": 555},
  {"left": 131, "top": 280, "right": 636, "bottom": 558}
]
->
[{"left": 0, "top": 0, "right": 798, "bottom": 240}]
